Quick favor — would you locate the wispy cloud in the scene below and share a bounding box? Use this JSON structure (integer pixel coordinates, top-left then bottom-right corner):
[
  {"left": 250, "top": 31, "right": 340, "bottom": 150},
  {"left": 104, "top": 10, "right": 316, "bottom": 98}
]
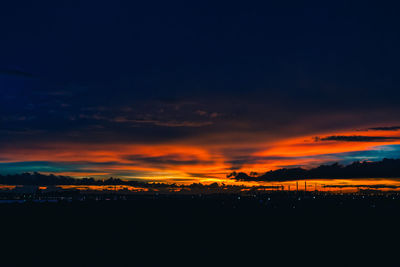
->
[
  {"left": 315, "top": 135, "right": 400, "bottom": 142},
  {"left": 79, "top": 114, "right": 213, "bottom": 127}
]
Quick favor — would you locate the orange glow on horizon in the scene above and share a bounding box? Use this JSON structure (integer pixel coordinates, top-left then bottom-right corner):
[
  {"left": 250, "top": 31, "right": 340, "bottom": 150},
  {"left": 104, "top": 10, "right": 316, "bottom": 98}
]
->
[{"left": 1, "top": 127, "right": 400, "bottom": 182}]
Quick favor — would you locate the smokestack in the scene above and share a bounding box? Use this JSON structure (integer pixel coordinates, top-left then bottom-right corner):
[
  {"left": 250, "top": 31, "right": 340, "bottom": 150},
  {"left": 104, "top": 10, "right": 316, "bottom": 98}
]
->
[{"left": 305, "top": 180, "right": 307, "bottom": 192}]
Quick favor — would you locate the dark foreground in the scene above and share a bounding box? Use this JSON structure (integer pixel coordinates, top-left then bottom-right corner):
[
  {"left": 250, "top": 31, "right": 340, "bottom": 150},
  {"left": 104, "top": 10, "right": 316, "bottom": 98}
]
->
[{"left": 2, "top": 193, "right": 400, "bottom": 266}]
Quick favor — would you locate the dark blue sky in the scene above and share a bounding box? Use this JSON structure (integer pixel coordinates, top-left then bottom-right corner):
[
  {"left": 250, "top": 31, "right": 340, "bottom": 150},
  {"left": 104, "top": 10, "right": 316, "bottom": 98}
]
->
[{"left": 1, "top": 1, "right": 400, "bottom": 180}]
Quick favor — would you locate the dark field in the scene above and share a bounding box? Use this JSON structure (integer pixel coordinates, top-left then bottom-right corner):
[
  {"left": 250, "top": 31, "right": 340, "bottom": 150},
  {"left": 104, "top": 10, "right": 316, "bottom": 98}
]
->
[{"left": 2, "top": 193, "right": 400, "bottom": 266}]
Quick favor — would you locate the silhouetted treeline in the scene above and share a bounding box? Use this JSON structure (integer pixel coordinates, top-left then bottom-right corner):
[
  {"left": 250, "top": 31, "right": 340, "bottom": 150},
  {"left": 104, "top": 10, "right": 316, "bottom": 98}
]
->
[
  {"left": 229, "top": 158, "right": 400, "bottom": 181},
  {"left": 4, "top": 158, "right": 400, "bottom": 185},
  {"left": 0, "top": 173, "right": 243, "bottom": 190},
  {"left": 0, "top": 172, "right": 178, "bottom": 187}
]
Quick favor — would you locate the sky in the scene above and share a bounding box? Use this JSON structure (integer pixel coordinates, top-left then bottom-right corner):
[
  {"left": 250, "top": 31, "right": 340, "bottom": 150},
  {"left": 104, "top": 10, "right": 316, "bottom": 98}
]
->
[{"left": 1, "top": 1, "right": 400, "bottom": 183}]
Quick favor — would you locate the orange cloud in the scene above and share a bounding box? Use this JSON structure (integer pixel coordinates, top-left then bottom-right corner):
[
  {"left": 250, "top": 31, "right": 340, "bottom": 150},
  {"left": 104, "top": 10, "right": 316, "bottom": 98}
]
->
[{"left": 1, "top": 127, "right": 400, "bottom": 182}]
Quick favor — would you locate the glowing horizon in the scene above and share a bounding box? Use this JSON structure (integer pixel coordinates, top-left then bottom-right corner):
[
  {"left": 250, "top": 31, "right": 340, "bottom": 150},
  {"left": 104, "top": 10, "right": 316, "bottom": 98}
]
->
[{"left": 1, "top": 124, "right": 400, "bottom": 184}]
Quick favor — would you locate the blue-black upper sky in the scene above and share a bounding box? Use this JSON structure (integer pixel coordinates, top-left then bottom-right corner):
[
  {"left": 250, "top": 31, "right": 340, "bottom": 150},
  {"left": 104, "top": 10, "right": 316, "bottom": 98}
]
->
[{"left": 1, "top": 0, "right": 400, "bottom": 181}]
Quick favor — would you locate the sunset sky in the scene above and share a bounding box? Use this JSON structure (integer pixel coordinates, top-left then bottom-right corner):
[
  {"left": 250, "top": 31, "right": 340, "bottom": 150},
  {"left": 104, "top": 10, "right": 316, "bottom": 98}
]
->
[{"left": 1, "top": 1, "right": 400, "bottom": 183}]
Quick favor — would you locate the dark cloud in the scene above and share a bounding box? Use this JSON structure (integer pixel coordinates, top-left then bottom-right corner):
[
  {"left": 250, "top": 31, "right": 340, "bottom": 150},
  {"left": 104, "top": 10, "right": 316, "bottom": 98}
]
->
[
  {"left": 226, "top": 156, "right": 290, "bottom": 170},
  {"left": 315, "top": 136, "right": 400, "bottom": 142},
  {"left": 2, "top": 1, "right": 400, "bottom": 178},
  {"left": 230, "top": 158, "right": 400, "bottom": 181},
  {"left": 123, "top": 154, "right": 213, "bottom": 167},
  {"left": 112, "top": 118, "right": 213, "bottom": 127},
  {"left": 186, "top": 172, "right": 225, "bottom": 179},
  {"left": 369, "top": 126, "right": 400, "bottom": 131}
]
